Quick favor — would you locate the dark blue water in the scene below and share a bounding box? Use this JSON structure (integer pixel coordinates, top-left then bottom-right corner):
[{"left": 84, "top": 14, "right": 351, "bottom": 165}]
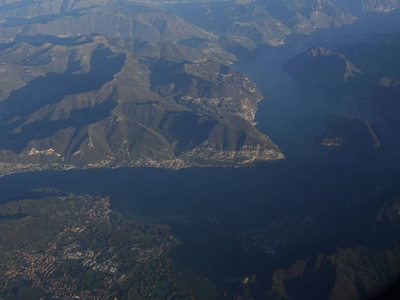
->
[
  {"left": 233, "top": 44, "right": 400, "bottom": 165},
  {"left": 0, "top": 40, "right": 396, "bottom": 231},
  {"left": 0, "top": 159, "right": 396, "bottom": 225},
  {"left": 0, "top": 40, "right": 399, "bottom": 298}
]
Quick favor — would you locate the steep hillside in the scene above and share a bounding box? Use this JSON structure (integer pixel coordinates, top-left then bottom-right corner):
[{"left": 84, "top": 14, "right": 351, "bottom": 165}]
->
[
  {"left": 0, "top": 0, "right": 215, "bottom": 43},
  {"left": 285, "top": 33, "right": 400, "bottom": 121},
  {"left": 167, "top": 0, "right": 357, "bottom": 48},
  {"left": 0, "top": 35, "right": 283, "bottom": 175}
]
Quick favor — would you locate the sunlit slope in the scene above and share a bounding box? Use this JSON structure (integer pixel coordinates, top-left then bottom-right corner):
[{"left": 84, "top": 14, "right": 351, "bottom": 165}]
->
[{"left": 0, "top": 36, "right": 283, "bottom": 173}]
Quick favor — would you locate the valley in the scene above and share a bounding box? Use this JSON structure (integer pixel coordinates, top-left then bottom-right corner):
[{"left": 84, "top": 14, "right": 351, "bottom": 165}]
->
[{"left": 0, "top": 0, "right": 400, "bottom": 299}]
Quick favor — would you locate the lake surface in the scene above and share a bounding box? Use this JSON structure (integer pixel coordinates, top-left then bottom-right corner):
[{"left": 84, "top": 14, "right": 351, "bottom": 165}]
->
[
  {"left": 0, "top": 37, "right": 397, "bottom": 243},
  {"left": 233, "top": 43, "right": 400, "bottom": 165},
  {"left": 0, "top": 37, "right": 399, "bottom": 298}
]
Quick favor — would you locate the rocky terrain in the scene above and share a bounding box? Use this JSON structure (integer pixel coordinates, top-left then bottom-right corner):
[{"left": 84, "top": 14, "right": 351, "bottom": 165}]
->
[
  {"left": 0, "top": 0, "right": 287, "bottom": 175},
  {"left": 166, "top": 0, "right": 358, "bottom": 49},
  {"left": 1, "top": 1, "right": 400, "bottom": 300},
  {"left": 316, "top": 0, "right": 400, "bottom": 15},
  {"left": 361, "top": 0, "right": 400, "bottom": 12}
]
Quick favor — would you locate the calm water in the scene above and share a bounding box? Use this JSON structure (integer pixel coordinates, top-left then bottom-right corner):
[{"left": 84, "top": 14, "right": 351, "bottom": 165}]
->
[
  {"left": 0, "top": 40, "right": 397, "bottom": 230},
  {"left": 233, "top": 44, "right": 399, "bottom": 165},
  {"left": 0, "top": 39, "right": 399, "bottom": 298}
]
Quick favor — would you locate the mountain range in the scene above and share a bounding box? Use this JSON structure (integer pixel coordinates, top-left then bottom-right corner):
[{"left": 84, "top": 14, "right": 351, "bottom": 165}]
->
[
  {"left": 0, "top": 0, "right": 289, "bottom": 175},
  {"left": 0, "top": 0, "right": 399, "bottom": 175},
  {"left": 0, "top": 34, "right": 285, "bottom": 174}
]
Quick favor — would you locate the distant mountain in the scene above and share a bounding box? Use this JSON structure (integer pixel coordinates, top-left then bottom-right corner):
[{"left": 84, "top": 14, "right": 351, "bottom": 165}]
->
[
  {"left": 0, "top": 0, "right": 215, "bottom": 44},
  {"left": 0, "top": 0, "right": 359, "bottom": 49},
  {"left": 285, "top": 46, "right": 362, "bottom": 88},
  {"left": 332, "top": 0, "right": 400, "bottom": 13},
  {"left": 262, "top": 0, "right": 357, "bottom": 34},
  {"left": 362, "top": 0, "right": 400, "bottom": 12},
  {"left": 285, "top": 32, "right": 400, "bottom": 121},
  {"left": 162, "top": 0, "right": 357, "bottom": 49}
]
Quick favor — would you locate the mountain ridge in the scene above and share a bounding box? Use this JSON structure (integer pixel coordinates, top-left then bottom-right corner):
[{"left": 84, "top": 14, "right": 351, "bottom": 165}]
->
[{"left": 0, "top": 33, "right": 284, "bottom": 176}]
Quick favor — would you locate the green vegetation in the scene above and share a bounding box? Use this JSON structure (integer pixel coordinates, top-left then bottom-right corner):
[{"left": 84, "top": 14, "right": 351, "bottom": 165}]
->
[{"left": 0, "top": 192, "right": 192, "bottom": 299}]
